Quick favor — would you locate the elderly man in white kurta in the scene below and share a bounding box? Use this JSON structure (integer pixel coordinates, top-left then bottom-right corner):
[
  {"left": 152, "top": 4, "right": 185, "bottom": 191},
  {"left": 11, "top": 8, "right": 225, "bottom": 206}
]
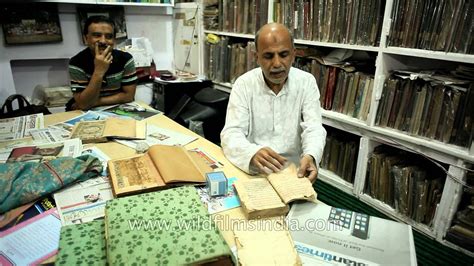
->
[{"left": 220, "top": 23, "right": 326, "bottom": 182}]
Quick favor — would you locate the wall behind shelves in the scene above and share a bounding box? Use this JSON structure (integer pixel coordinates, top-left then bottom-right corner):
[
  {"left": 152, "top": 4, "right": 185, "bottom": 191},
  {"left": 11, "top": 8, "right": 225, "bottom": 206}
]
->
[{"left": 0, "top": 3, "right": 174, "bottom": 103}]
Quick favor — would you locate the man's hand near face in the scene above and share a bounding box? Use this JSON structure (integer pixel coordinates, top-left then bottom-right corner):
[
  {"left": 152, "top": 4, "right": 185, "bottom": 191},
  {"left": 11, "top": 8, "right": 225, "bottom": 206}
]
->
[
  {"left": 251, "top": 147, "right": 287, "bottom": 174},
  {"left": 94, "top": 43, "right": 113, "bottom": 76}
]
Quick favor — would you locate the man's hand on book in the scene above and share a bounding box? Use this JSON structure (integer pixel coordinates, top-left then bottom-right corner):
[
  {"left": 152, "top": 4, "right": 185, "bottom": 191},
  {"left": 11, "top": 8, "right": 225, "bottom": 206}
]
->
[
  {"left": 298, "top": 154, "right": 318, "bottom": 183},
  {"left": 251, "top": 147, "right": 287, "bottom": 174}
]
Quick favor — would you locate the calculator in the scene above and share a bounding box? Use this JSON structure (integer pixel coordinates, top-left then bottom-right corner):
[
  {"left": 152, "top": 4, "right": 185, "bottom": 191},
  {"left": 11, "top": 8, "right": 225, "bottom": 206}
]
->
[{"left": 328, "top": 207, "right": 353, "bottom": 230}]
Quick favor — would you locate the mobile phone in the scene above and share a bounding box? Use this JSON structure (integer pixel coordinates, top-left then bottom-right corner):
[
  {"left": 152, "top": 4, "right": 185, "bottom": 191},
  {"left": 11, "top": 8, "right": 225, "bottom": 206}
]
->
[{"left": 352, "top": 212, "right": 370, "bottom": 240}]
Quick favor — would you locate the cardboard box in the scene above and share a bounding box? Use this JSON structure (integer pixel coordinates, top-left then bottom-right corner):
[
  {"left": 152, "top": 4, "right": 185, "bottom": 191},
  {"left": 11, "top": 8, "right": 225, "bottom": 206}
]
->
[{"left": 206, "top": 171, "right": 227, "bottom": 197}]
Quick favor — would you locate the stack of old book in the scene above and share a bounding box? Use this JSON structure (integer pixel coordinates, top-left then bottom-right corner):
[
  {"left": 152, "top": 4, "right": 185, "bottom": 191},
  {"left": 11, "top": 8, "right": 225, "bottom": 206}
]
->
[
  {"left": 375, "top": 70, "right": 474, "bottom": 148},
  {"left": 365, "top": 145, "right": 445, "bottom": 225},
  {"left": 293, "top": 51, "right": 375, "bottom": 122},
  {"left": 56, "top": 186, "right": 233, "bottom": 265},
  {"left": 320, "top": 127, "right": 359, "bottom": 184}
]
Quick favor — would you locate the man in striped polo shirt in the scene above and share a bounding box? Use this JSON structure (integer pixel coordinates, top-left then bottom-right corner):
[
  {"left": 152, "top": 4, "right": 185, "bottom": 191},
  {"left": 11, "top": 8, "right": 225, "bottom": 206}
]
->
[{"left": 66, "top": 15, "right": 137, "bottom": 111}]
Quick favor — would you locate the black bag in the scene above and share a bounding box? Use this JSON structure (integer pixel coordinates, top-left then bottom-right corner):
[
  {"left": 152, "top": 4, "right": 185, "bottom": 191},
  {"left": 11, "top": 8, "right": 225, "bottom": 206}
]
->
[{"left": 0, "top": 94, "right": 51, "bottom": 119}]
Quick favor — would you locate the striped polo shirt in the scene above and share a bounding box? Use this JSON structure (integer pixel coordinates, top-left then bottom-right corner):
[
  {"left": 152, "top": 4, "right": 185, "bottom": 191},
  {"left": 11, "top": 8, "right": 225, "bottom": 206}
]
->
[{"left": 68, "top": 48, "right": 137, "bottom": 97}]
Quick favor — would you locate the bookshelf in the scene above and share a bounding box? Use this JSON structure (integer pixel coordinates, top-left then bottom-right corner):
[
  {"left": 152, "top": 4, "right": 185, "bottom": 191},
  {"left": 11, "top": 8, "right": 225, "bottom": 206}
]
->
[
  {"left": 199, "top": 0, "right": 474, "bottom": 256},
  {"left": 96, "top": 0, "right": 174, "bottom": 7},
  {"left": 34, "top": 0, "right": 174, "bottom": 6}
]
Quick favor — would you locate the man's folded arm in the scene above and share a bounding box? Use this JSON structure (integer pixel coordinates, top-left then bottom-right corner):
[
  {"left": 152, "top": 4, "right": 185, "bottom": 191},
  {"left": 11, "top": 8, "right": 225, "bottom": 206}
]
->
[{"left": 95, "top": 83, "right": 136, "bottom": 107}]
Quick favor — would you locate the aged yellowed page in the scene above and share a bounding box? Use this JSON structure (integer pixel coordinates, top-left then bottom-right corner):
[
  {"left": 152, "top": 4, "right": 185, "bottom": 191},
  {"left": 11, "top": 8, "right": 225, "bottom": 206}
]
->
[
  {"left": 267, "top": 164, "right": 317, "bottom": 204},
  {"left": 147, "top": 145, "right": 205, "bottom": 183},
  {"left": 70, "top": 120, "right": 107, "bottom": 143},
  {"left": 233, "top": 178, "right": 288, "bottom": 219},
  {"left": 103, "top": 117, "right": 137, "bottom": 139},
  {"left": 233, "top": 215, "right": 302, "bottom": 265},
  {"left": 71, "top": 118, "right": 145, "bottom": 143},
  {"left": 108, "top": 153, "right": 166, "bottom": 196}
]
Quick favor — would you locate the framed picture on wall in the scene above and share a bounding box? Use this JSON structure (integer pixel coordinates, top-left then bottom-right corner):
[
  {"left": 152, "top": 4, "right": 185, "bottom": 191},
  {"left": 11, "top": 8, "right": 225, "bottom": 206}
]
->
[
  {"left": 0, "top": 3, "right": 62, "bottom": 45},
  {"left": 77, "top": 5, "right": 128, "bottom": 44}
]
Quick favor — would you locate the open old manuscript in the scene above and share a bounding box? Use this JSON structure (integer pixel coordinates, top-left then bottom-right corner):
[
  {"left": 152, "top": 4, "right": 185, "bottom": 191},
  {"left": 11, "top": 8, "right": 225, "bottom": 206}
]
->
[
  {"left": 70, "top": 117, "right": 146, "bottom": 144},
  {"left": 233, "top": 164, "right": 317, "bottom": 219},
  {"left": 108, "top": 144, "right": 212, "bottom": 197}
]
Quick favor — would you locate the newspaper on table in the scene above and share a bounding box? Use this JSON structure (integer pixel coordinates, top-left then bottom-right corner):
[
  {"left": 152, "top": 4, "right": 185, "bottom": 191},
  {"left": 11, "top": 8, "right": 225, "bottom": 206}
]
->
[
  {"left": 0, "top": 113, "right": 44, "bottom": 141},
  {"left": 287, "top": 202, "right": 417, "bottom": 265},
  {"left": 54, "top": 176, "right": 113, "bottom": 226},
  {"left": 29, "top": 125, "right": 71, "bottom": 143},
  {"left": 81, "top": 146, "right": 110, "bottom": 177},
  {"left": 6, "top": 138, "right": 82, "bottom": 163},
  {"left": 53, "top": 146, "right": 112, "bottom": 225},
  {"left": 115, "top": 124, "right": 197, "bottom": 150},
  {"left": 0, "top": 138, "right": 37, "bottom": 163}
]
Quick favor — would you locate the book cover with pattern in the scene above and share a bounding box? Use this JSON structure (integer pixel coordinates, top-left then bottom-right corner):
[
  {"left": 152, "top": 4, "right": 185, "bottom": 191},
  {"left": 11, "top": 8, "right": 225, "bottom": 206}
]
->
[
  {"left": 105, "top": 186, "right": 233, "bottom": 265},
  {"left": 56, "top": 220, "right": 106, "bottom": 265}
]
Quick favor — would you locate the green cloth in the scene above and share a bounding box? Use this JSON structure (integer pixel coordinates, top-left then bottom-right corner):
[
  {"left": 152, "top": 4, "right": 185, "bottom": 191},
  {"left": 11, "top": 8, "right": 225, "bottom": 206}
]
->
[
  {"left": 105, "top": 186, "right": 233, "bottom": 265},
  {"left": 0, "top": 155, "right": 102, "bottom": 213},
  {"left": 56, "top": 220, "right": 107, "bottom": 265}
]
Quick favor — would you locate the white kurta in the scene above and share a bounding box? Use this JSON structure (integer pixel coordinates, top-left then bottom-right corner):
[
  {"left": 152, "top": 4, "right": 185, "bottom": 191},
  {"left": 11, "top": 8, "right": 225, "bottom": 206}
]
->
[{"left": 221, "top": 67, "right": 327, "bottom": 174}]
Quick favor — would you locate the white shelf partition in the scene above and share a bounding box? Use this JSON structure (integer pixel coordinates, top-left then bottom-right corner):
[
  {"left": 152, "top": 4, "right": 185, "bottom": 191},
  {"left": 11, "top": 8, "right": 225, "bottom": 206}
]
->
[
  {"left": 383, "top": 46, "right": 474, "bottom": 64},
  {"left": 295, "top": 39, "right": 380, "bottom": 52},
  {"left": 35, "top": 0, "right": 174, "bottom": 5},
  {"left": 359, "top": 194, "right": 436, "bottom": 239},
  {"left": 318, "top": 169, "right": 354, "bottom": 195},
  {"left": 97, "top": 0, "right": 174, "bottom": 6},
  {"left": 204, "top": 30, "right": 254, "bottom": 40},
  {"left": 213, "top": 82, "right": 232, "bottom": 93}
]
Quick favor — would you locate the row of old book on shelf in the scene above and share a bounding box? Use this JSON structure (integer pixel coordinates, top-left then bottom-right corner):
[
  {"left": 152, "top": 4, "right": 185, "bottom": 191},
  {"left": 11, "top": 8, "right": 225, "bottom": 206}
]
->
[
  {"left": 273, "top": 0, "right": 384, "bottom": 46},
  {"left": 205, "top": 38, "right": 375, "bottom": 123},
  {"left": 375, "top": 69, "right": 474, "bottom": 148},
  {"left": 294, "top": 55, "right": 375, "bottom": 121},
  {"left": 204, "top": 0, "right": 472, "bottom": 55},
  {"left": 388, "top": 0, "right": 473, "bottom": 54},
  {"left": 320, "top": 129, "right": 359, "bottom": 183},
  {"left": 203, "top": 0, "right": 269, "bottom": 34},
  {"left": 366, "top": 145, "right": 445, "bottom": 226},
  {"left": 318, "top": 126, "right": 453, "bottom": 228},
  {"left": 205, "top": 36, "right": 473, "bottom": 150},
  {"left": 206, "top": 38, "right": 257, "bottom": 84},
  {"left": 204, "top": 0, "right": 385, "bottom": 47}
]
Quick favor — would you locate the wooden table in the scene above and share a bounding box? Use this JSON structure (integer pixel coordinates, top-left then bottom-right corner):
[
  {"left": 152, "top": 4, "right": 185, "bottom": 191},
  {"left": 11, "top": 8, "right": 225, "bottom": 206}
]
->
[{"left": 45, "top": 110, "right": 252, "bottom": 248}]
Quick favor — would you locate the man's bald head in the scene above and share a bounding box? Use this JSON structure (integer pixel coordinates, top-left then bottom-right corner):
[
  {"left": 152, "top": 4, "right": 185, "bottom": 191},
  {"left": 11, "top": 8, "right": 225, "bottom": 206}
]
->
[
  {"left": 254, "top": 23, "right": 294, "bottom": 52},
  {"left": 254, "top": 23, "right": 296, "bottom": 92}
]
